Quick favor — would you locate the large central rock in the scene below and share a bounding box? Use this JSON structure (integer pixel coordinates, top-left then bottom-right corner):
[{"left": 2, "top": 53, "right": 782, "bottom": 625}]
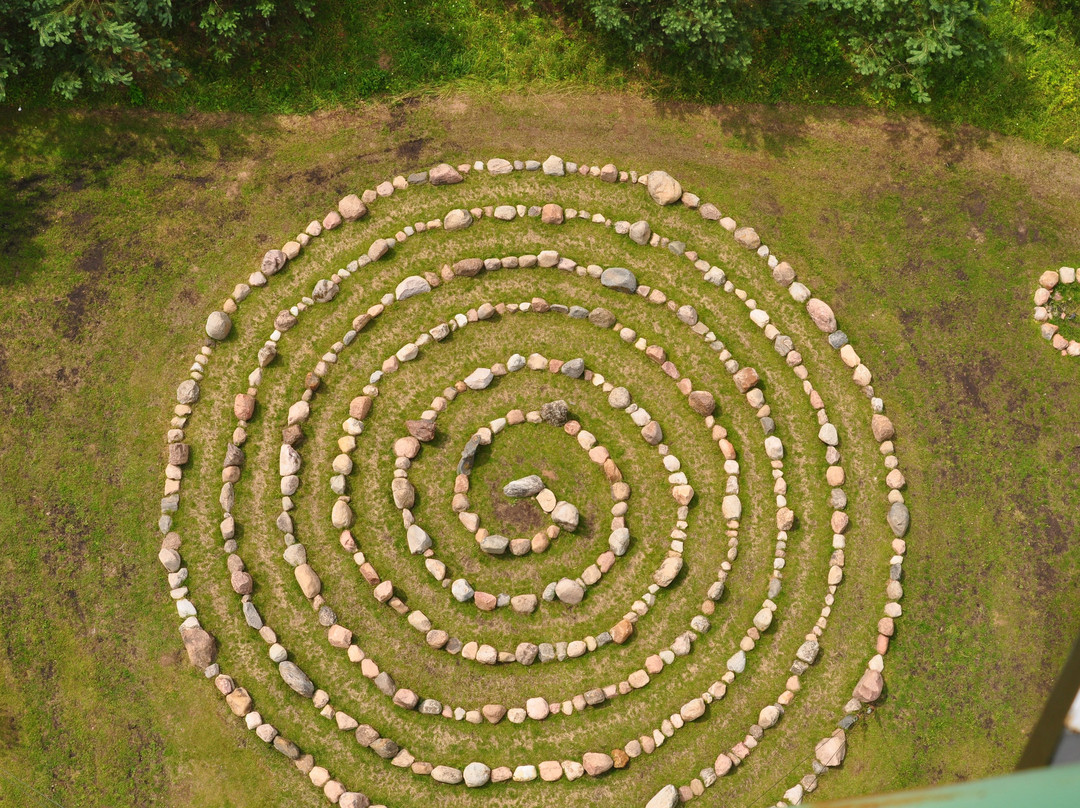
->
[{"left": 503, "top": 475, "right": 545, "bottom": 498}]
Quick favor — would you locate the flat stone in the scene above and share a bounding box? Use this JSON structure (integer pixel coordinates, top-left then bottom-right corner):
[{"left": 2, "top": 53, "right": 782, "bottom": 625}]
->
[
  {"left": 396, "top": 275, "right": 431, "bottom": 300},
  {"left": 815, "top": 730, "right": 846, "bottom": 767},
  {"left": 463, "top": 762, "right": 490, "bottom": 787},
  {"left": 646, "top": 784, "right": 679, "bottom": 808},
  {"left": 504, "top": 475, "right": 545, "bottom": 497}
]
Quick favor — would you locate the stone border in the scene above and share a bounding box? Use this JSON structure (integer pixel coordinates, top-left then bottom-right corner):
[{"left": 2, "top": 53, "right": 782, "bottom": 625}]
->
[
  {"left": 155, "top": 155, "right": 910, "bottom": 808},
  {"left": 1032, "top": 266, "right": 1080, "bottom": 356}
]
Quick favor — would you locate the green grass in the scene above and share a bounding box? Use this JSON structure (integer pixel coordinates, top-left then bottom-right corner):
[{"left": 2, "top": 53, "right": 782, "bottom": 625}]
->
[
  {"left": 4, "top": 1, "right": 1080, "bottom": 153},
  {"left": 0, "top": 93, "right": 1078, "bottom": 808}
]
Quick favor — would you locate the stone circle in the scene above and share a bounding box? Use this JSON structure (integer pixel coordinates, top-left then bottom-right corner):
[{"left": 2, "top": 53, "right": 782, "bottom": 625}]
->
[{"left": 154, "top": 155, "right": 912, "bottom": 808}]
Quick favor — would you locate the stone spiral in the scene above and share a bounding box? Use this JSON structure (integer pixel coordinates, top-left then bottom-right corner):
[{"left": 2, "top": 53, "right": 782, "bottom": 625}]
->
[{"left": 156, "top": 156, "right": 910, "bottom": 808}]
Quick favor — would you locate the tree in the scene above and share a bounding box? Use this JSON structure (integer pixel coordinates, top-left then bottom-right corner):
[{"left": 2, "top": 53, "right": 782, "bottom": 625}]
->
[
  {"left": 578, "top": 0, "right": 992, "bottom": 101},
  {"left": 0, "top": 0, "right": 313, "bottom": 102}
]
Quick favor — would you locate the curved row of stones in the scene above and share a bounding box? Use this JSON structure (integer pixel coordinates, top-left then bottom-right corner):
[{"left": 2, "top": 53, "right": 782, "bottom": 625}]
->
[
  {"left": 1032, "top": 266, "right": 1080, "bottom": 356},
  {"left": 158, "top": 155, "right": 909, "bottom": 808}
]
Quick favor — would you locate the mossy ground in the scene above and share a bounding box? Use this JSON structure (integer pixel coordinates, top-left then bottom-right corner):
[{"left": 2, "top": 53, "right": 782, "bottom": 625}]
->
[{"left": 0, "top": 95, "right": 1078, "bottom": 808}]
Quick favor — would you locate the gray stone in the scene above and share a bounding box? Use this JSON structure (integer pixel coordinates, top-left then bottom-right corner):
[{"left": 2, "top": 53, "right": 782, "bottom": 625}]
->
[
  {"left": 407, "top": 525, "right": 432, "bottom": 554},
  {"left": 279, "top": 661, "right": 315, "bottom": 698},
  {"left": 452, "top": 579, "right": 475, "bottom": 602},
  {"left": 887, "top": 502, "right": 910, "bottom": 538},
  {"left": 542, "top": 155, "right": 565, "bottom": 176},
  {"left": 464, "top": 762, "right": 491, "bottom": 787},
  {"left": 541, "top": 399, "right": 569, "bottom": 426},
  {"left": 480, "top": 534, "right": 509, "bottom": 554},
  {"left": 601, "top": 267, "right": 638, "bottom": 293},
  {"left": 552, "top": 501, "right": 579, "bottom": 531},
  {"left": 828, "top": 330, "right": 849, "bottom": 349},
  {"left": 177, "top": 380, "right": 200, "bottom": 405},
  {"left": 561, "top": 358, "right": 585, "bottom": 378},
  {"left": 261, "top": 249, "right": 286, "bottom": 276},
  {"left": 629, "top": 220, "right": 652, "bottom": 245},
  {"left": 609, "top": 528, "right": 630, "bottom": 556},
  {"left": 504, "top": 475, "right": 545, "bottom": 497}
]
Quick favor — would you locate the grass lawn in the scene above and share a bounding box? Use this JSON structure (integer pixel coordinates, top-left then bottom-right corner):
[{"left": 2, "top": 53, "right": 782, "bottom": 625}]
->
[{"left": 0, "top": 93, "right": 1078, "bottom": 808}]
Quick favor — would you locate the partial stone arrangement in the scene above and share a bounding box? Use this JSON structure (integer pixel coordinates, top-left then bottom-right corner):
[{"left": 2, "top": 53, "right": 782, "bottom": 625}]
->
[
  {"left": 156, "top": 154, "right": 911, "bottom": 808},
  {"left": 1032, "top": 267, "right": 1080, "bottom": 356}
]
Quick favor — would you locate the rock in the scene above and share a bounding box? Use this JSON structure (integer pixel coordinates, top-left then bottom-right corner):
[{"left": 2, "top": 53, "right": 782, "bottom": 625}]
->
[
  {"left": 600, "top": 267, "right": 638, "bottom": 293},
  {"left": 431, "top": 765, "right": 463, "bottom": 785},
  {"left": 429, "top": 163, "right": 464, "bottom": 185},
  {"left": 542, "top": 155, "right": 565, "bottom": 175},
  {"left": 541, "top": 399, "right": 569, "bottom": 426},
  {"left": 279, "top": 445, "right": 301, "bottom": 476},
  {"left": 406, "top": 419, "right": 436, "bottom": 442},
  {"left": 759, "top": 704, "right": 782, "bottom": 729},
  {"left": 487, "top": 158, "right": 513, "bottom": 174},
  {"left": 526, "top": 697, "right": 549, "bottom": 720},
  {"left": 628, "top": 220, "right": 653, "bottom": 246},
  {"left": 294, "top": 564, "right": 321, "bottom": 598},
  {"left": 312, "top": 279, "right": 338, "bottom": 303},
  {"left": 464, "top": 367, "right": 494, "bottom": 390},
  {"left": 583, "top": 752, "right": 613, "bottom": 776},
  {"left": 444, "top": 209, "right": 473, "bottom": 231},
  {"left": 807, "top": 298, "right": 838, "bottom": 333},
  {"left": 734, "top": 226, "right": 761, "bottom": 249},
  {"left": 463, "top": 762, "right": 491, "bottom": 787},
  {"left": 561, "top": 358, "right": 585, "bottom": 378},
  {"left": 396, "top": 275, "right": 431, "bottom": 301},
  {"left": 504, "top": 475, "right": 545, "bottom": 497},
  {"left": 407, "top": 525, "right": 432, "bottom": 554},
  {"left": 261, "top": 249, "right": 286, "bottom": 276},
  {"left": 452, "top": 258, "right": 484, "bottom": 278},
  {"left": 818, "top": 423, "right": 839, "bottom": 446},
  {"left": 854, "top": 669, "right": 884, "bottom": 703},
  {"left": 609, "top": 528, "right": 630, "bottom": 555},
  {"left": 653, "top": 556, "right": 683, "bottom": 587},
  {"left": 391, "top": 478, "right": 415, "bottom": 509},
  {"left": 600, "top": 163, "right": 618, "bottom": 182},
  {"left": 452, "top": 579, "right": 474, "bottom": 602},
  {"left": 753, "top": 608, "right": 774, "bottom": 632},
  {"left": 331, "top": 500, "right": 353, "bottom": 529},
  {"left": 646, "top": 784, "right": 679, "bottom": 808},
  {"left": 647, "top": 171, "right": 682, "bottom": 205},
  {"left": 732, "top": 367, "right": 759, "bottom": 394},
  {"left": 480, "top": 534, "right": 508, "bottom": 554},
  {"left": 815, "top": 730, "right": 847, "bottom": 767},
  {"left": 176, "top": 380, "right": 200, "bottom": 405},
  {"left": 180, "top": 626, "right": 217, "bottom": 669},
  {"left": 233, "top": 393, "right": 255, "bottom": 421},
  {"left": 887, "top": 502, "right": 910, "bottom": 537},
  {"left": 370, "top": 738, "right": 399, "bottom": 759},
  {"left": 1040, "top": 269, "right": 1061, "bottom": 288},
  {"left": 589, "top": 307, "right": 617, "bottom": 328},
  {"left": 337, "top": 193, "right": 367, "bottom": 220},
  {"left": 541, "top": 203, "right": 564, "bottom": 224},
  {"left": 206, "top": 311, "right": 232, "bottom": 340},
  {"left": 680, "top": 698, "right": 706, "bottom": 721},
  {"left": 339, "top": 795, "right": 370, "bottom": 808},
  {"left": 555, "top": 577, "right": 585, "bottom": 605},
  {"left": 552, "top": 501, "right": 580, "bottom": 531},
  {"left": 672, "top": 485, "right": 694, "bottom": 506},
  {"left": 796, "top": 640, "right": 820, "bottom": 665},
  {"left": 642, "top": 420, "right": 663, "bottom": 445},
  {"left": 279, "top": 661, "right": 315, "bottom": 698},
  {"left": 612, "top": 619, "right": 634, "bottom": 644},
  {"left": 688, "top": 390, "right": 715, "bottom": 416}
]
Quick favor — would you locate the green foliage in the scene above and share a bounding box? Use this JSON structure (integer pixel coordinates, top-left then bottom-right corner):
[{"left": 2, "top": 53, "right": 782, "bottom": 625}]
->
[
  {"left": 0, "top": 0, "right": 314, "bottom": 101},
  {"left": 814, "top": 0, "right": 992, "bottom": 102},
  {"left": 579, "top": 0, "right": 991, "bottom": 101},
  {"left": 583, "top": 0, "right": 805, "bottom": 72}
]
